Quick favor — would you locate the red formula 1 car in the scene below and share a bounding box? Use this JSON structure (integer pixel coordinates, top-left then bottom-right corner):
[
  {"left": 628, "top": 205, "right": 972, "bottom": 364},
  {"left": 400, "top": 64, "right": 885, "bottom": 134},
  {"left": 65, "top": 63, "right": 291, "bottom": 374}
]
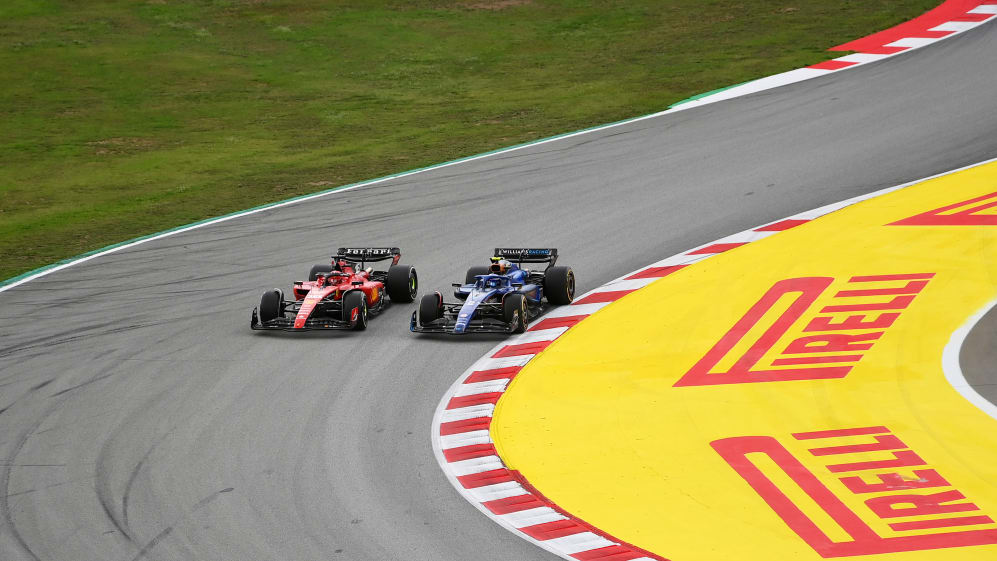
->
[{"left": 251, "top": 247, "right": 417, "bottom": 331}]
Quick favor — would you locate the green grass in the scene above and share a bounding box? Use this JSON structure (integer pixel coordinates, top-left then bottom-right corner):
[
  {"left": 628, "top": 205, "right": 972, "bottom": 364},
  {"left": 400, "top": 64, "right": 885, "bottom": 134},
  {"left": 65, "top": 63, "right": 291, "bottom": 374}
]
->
[{"left": 0, "top": 0, "right": 939, "bottom": 281}]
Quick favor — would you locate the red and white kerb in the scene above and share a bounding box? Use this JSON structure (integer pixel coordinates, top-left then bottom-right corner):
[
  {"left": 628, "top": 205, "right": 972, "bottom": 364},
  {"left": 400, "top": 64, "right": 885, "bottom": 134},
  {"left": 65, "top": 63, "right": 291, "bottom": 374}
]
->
[
  {"left": 673, "top": 1, "right": 997, "bottom": 111},
  {"left": 811, "top": 0, "right": 997, "bottom": 71}
]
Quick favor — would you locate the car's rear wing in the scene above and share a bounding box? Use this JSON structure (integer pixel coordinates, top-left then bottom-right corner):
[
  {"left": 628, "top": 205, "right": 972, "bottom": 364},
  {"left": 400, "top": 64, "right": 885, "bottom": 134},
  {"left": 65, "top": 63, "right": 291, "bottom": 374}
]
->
[
  {"left": 493, "top": 247, "right": 558, "bottom": 265},
  {"left": 336, "top": 247, "right": 402, "bottom": 266}
]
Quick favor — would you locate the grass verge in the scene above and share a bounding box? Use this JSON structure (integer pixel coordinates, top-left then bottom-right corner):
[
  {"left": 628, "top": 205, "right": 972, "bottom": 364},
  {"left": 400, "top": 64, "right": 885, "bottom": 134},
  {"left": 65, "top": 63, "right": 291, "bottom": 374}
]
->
[{"left": 0, "top": 0, "right": 939, "bottom": 281}]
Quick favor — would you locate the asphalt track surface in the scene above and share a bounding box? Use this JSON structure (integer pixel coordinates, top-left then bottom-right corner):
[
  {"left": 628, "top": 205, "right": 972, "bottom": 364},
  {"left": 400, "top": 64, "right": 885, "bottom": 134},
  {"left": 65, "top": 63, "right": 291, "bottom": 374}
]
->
[
  {"left": 1, "top": 21, "right": 995, "bottom": 561},
  {"left": 962, "top": 303, "right": 997, "bottom": 406}
]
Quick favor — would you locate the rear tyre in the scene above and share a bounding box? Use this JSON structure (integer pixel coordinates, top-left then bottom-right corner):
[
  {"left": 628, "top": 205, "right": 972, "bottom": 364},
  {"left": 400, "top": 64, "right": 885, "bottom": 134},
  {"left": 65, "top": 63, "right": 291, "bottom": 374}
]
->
[
  {"left": 503, "top": 293, "right": 528, "bottom": 333},
  {"left": 544, "top": 266, "right": 575, "bottom": 305},
  {"left": 309, "top": 264, "right": 332, "bottom": 281},
  {"left": 419, "top": 292, "right": 443, "bottom": 326},
  {"left": 343, "top": 291, "right": 367, "bottom": 330},
  {"left": 259, "top": 289, "right": 283, "bottom": 323},
  {"left": 465, "top": 265, "right": 491, "bottom": 285},
  {"left": 386, "top": 265, "right": 418, "bottom": 302}
]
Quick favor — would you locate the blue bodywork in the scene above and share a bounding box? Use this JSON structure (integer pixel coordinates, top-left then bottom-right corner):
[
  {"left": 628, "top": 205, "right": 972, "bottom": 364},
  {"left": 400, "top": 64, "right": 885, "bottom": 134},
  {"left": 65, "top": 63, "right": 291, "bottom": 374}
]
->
[
  {"left": 412, "top": 248, "right": 564, "bottom": 335},
  {"left": 451, "top": 265, "right": 542, "bottom": 333}
]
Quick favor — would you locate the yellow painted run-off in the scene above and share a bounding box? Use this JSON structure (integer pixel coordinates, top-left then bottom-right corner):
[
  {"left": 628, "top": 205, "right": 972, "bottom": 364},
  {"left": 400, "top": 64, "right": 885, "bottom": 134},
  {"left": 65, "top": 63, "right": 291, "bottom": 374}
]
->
[{"left": 491, "top": 162, "right": 997, "bottom": 560}]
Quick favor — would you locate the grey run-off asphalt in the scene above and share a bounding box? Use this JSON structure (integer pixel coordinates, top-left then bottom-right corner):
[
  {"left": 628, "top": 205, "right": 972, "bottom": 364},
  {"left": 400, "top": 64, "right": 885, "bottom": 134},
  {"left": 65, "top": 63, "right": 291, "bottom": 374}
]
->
[{"left": 1, "top": 20, "right": 995, "bottom": 561}]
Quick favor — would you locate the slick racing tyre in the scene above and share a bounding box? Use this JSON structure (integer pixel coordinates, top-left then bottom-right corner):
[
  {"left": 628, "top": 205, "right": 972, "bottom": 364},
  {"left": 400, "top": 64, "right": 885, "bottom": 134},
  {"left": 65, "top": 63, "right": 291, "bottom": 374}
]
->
[
  {"left": 544, "top": 266, "right": 575, "bottom": 305},
  {"left": 386, "top": 265, "right": 418, "bottom": 303},
  {"left": 465, "top": 265, "right": 491, "bottom": 285},
  {"left": 503, "top": 293, "right": 528, "bottom": 334},
  {"left": 259, "top": 289, "right": 284, "bottom": 323},
  {"left": 309, "top": 264, "right": 333, "bottom": 281},
  {"left": 419, "top": 292, "right": 443, "bottom": 326},
  {"left": 343, "top": 291, "right": 368, "bottom": 330}
]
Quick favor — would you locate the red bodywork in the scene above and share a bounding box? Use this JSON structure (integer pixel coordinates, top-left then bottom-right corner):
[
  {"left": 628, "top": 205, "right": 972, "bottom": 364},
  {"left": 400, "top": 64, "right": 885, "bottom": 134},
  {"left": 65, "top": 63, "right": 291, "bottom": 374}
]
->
[{"left": 290, "top": 261, "right": 385, "bottom": 329}]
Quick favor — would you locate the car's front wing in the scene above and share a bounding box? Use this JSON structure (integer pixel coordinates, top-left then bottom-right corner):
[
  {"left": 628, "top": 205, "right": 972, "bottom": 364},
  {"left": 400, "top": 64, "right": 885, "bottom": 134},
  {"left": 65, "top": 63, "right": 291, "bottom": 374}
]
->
[
  {"left": 409, "top": 311, "right": 520, "bottom": 334},
  {"left": 251, "top": 307, "right": 357, "bottom": 331}
]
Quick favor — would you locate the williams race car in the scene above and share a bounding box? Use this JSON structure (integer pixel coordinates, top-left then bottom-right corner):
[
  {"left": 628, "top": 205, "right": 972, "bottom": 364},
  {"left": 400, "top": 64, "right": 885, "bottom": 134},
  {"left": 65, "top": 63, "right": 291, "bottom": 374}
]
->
[
  {"left": 251, "top": 247, "right": 417, "bottom": 331},
  {"left": 411, "top": 248, "right": 574, "bottom": 334}
]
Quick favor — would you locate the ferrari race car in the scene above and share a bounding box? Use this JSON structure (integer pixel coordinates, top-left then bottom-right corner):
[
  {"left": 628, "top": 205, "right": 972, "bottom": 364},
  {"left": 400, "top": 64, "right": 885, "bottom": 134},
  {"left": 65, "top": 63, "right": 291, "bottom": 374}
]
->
[
  {"left": 411, "top": 248, "right": 574, "bottom": 334},
  {"left": 251, "top": 247, "right": 417, "bottom": 331}
]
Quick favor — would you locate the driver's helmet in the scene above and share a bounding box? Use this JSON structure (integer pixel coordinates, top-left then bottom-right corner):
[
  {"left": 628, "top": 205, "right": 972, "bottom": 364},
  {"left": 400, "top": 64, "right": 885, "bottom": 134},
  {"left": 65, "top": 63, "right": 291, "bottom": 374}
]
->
[
  {"left": 490, "top": 257, "right": 512, "bottom": 274},
  {"left": 486, "top": 277, "right": 502, "bottom": 289}
]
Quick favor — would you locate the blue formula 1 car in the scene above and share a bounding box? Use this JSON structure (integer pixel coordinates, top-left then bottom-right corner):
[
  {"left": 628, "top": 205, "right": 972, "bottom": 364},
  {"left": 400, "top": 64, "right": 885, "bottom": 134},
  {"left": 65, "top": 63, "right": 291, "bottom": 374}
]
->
[{"left": 411, "top": 248, "right": 575, "bottom": 334}]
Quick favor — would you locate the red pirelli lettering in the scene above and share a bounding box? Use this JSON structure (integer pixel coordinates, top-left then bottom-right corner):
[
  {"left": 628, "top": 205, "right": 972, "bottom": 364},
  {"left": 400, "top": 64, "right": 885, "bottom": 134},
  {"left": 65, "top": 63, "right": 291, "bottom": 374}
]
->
[
  {"left": 713, "top": 429, "right": 997, "bottom": 557},
  {"left": 677, "top": 273, "right": 936, "bottom": 386},
  {"left": 866, "top": 490, "right": 979, "bottom": 518},
  {"left": 848, "top": 274, "right": 935, "bottom": 282},
  {"left": 889, "top": 192, "right": 997, "bottom": 226},
  {"left": 783, "top": 332, "right": 883, "bottom": 354},
  {"left": 841, "top": 469, "right": 950, "bottom": 494},
  {"left": 677, "top": 274, "right": 934, "bottom": 387},
  {"left": 674, "top": 277, "right": 848, "bottom": 386},
  {"left": 793, "top": 426, "right": 889, "bottom": 440},
  {"left": 890, "top": 516, "right": 995, "bottom": 531},
  {"left": 807, "top": 434, "right": 906, "bottom": 456},
  {"left": 826, "top": 450, "right": 926, "bottom": 473},
  {"left": 771, "top": 355, "right": 863, "bottom": 366},
  {"left": 835, "top": 279, "right": 930, "bottom": 298},
  {"left": 820, "top": 294, "right": 916, "bottom": 313},
  {"left": 804, "top": 313, "right": 899, "bottom": 332}
]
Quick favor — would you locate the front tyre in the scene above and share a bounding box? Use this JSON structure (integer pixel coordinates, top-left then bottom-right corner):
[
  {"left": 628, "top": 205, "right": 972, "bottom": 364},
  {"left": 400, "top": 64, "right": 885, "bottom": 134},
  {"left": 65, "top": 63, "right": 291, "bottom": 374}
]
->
[
  {"left": 343, "top": 291, "right": 368, "bottom": 330},
  {"left": 543, "top": 266, "right": 575, "bottom": 305},
  {"left": 259, "top": 289, "right": 284, "bottom": 323},
  {"left": 419, "top": 292, "right": 443, "bottom": 326},
  {"left": 502, "top": 293, "right": 528, "bottom": 334},
  {"left": 386, "top": 265, "right": 418, "bottom": 302}
]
